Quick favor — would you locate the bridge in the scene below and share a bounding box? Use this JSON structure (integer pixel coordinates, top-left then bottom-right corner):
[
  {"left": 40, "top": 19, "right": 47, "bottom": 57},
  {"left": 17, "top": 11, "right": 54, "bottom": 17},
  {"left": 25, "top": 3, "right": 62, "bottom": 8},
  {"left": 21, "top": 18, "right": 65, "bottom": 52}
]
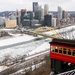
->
[
  {"left": 22, "top": 26, "right": 62, "bottom": 39},
  {"left": 22, "top": 25, "right": 75, "bottom": 40}
]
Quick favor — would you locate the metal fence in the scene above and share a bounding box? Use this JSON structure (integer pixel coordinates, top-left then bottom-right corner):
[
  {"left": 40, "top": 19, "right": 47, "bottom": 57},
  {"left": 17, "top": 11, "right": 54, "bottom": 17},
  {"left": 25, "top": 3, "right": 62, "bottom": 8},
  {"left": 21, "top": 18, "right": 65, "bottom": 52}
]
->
[{"left": 57, "top": 69, "right": 75, "bottom": 75}]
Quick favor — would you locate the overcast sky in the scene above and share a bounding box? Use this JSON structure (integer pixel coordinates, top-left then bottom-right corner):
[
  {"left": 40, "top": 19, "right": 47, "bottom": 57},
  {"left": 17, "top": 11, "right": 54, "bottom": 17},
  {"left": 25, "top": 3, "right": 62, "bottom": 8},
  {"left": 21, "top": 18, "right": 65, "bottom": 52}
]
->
[{"left": 0, "top": 0, "right": 75, "bottom": 12}]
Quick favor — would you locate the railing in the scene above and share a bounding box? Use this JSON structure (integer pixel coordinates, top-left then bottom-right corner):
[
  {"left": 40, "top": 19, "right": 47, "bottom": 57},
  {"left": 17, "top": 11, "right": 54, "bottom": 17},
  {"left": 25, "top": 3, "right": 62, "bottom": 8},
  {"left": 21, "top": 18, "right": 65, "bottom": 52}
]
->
[
  {"left": 57, "top": 69, "right": 75, "bottom": 75},
  {"left": 50, "top": 69, "right": 75, "bottom": 75}
]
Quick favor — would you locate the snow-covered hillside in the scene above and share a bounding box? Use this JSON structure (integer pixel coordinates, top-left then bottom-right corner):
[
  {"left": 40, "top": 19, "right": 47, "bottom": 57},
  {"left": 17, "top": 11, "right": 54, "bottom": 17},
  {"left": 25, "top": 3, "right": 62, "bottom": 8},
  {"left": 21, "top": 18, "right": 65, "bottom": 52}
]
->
[{"left": 44, "top": 25, "right": 75, "bottom": 40}]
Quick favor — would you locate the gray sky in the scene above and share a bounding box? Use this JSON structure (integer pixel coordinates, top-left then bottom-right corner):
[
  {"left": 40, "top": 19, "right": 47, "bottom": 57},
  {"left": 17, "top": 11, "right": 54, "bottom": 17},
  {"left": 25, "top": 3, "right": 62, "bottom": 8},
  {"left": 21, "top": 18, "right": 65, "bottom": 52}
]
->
[{"left": 0, "top": 0, "right": 75, "bottom": 12}]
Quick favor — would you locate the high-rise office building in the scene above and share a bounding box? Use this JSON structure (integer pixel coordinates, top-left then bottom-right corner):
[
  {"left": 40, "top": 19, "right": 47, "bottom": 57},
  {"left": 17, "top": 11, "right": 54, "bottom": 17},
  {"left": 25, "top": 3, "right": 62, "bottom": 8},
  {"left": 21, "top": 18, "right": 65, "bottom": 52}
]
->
[
  {"left": 16, "top": 9, "right": 20, "bottom": 25},
  {"left": 44, "top": 14, "right": 52, "bottom": 26},
  {"left": 22, "top": 11, "right": 35, "bottom": 27},
  {"left": 27, "top": 11, "right": 34, "bottom": 26},
  {"left": 44, "top": 4, "right": 49, "bottom": 16},
  {"left": 33, "top": 4, "right": 41, "bottom": 20},
  {"left": 21, "top": 9, "right": 26, "bottom": 22},
  {"left": 52, "top": 18, "right": 56, "bottom": 27},
  {"left": 62, "top": 10, "right": 67, "bottom": 19},
  {"left": 31, "top": 19, "right": 39, "bottom": 26},
  {"left": 41, "top": 8, "right": 44, "bottom": 19},
  {"left": 22, "top": 19, "right": 30, "bottom": 27},
  {"left": 58, "top": 6, "right": 63, "bottom": 21},
  {"left": 33, "top": 2, "right": 41, "bottom": 20},
  {"left": 33, "top": 2, "right": 38, "bottom": 12},
  {"left": 27, "top": 11, "right": 34, "bottom": 20}
]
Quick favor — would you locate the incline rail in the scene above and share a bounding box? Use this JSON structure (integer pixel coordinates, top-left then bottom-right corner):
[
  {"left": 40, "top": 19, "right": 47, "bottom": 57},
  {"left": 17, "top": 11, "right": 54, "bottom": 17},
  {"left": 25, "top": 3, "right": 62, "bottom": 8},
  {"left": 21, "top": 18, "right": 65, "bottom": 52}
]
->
[
  {"left": 57, "top": 69, "right": 75, "bottom": 75},
  {"left": 50, "top": 69, "right": 75, "bottom": 75}
]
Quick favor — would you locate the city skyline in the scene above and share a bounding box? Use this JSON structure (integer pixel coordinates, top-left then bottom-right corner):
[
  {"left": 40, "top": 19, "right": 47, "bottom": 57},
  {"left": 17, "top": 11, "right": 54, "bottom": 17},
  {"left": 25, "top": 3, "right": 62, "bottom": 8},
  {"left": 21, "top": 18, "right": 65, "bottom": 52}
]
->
[{"left": 0, "top": 0, "right": 75, "bottom": 12}]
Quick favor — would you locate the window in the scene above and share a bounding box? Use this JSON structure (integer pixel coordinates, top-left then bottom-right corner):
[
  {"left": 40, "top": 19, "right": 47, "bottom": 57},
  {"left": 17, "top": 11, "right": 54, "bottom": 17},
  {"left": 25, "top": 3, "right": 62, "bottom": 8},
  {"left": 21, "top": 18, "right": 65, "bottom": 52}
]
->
[
  {"left": 63, "top": 48, "right": 67, "bottom": 54},
  {"left": 72, "top": 50, "right": 75, "bottom": 56},
  {"left": 68, "top": 49, "right": 71, "bottom": 55},
  {"left": 51, "top": 46, "right": 55, "bottom": 52},
  {"left": 59, "top": 48, "right": 62, "bottom": 53},
  {"left": 55, "top": 47, "right": 58, "bottom": 52}
]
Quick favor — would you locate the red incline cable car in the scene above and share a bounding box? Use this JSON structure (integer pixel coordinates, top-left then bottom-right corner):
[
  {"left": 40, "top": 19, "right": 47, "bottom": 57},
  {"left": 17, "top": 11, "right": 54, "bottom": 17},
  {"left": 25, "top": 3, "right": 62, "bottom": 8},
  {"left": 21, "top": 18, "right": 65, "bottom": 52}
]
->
[{"left": 50, "top": 38, "right": 75, "bottom": 74}]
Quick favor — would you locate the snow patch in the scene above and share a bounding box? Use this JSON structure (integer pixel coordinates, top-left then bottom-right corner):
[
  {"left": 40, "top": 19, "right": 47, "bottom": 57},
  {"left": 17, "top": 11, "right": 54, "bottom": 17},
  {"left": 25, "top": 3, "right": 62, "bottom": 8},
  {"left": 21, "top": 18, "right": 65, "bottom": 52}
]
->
[
  {"left": 0, "top": 66, "right": 8, "bottom": 72},
  {"left": 29, "top": 42, "right": 50, "bottom": 55}
]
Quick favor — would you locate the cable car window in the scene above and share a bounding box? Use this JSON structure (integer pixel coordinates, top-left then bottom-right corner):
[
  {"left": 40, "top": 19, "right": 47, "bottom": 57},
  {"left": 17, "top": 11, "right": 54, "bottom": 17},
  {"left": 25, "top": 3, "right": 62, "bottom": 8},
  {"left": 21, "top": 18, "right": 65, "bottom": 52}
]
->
[
  {"left": 72, "top": 50, "right": 75, "bottom": 56},
  {"left": 51, "top": 46, "right": 55, "bottom": 52},
  {"left": 63, "top": 48, "right": 66, "bottom": 54},
  {"left": 55, "top": 47, "right": 58, "bottom": 52},
  {"left": 59, "top": 48, "right": 62, "bottom": 53},
  {"left": 68, "top": 49, "right": 71, "bottom": 55}
]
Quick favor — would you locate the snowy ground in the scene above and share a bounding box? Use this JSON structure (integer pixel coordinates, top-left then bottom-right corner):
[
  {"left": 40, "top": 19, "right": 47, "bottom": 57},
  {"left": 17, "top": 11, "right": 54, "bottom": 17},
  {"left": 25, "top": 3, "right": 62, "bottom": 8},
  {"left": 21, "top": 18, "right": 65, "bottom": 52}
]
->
[
  {"left": 29, "top": 40, "right": 51, "bottom": 55},
  {"left": 10, "top": 61, "right": 46, "bottom": 75},
  {"left": 0, "top": 66, "right": 8, "bottom": 72},
  {"left": 0, "top": 39, "right": 50, "bottom": 61},
  {"left": 0, "top": 34, "right": 36, "bottom": 48}
]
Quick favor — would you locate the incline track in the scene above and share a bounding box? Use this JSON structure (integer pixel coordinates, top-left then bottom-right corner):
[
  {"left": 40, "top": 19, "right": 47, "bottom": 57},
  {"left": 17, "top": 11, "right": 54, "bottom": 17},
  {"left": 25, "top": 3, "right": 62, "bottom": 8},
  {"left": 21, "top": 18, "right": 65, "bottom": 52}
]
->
[{"left": 57, "top": 69, "right": 75, "bottom": 75}]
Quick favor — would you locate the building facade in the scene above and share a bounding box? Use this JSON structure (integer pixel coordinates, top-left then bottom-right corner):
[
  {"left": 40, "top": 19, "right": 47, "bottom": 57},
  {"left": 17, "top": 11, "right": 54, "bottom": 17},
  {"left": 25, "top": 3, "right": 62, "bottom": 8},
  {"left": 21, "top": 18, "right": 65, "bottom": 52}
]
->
[
  {"left": 44, "top": 4, "right": 49, "bottom": 16},
  {"left": 52, "top": 18, "right": 56, "bottom": 27},
  {"left": 21, "top": 9, "right": 26, "bottom": 23},
  {"left": 6, "top": 19, "right": 17, "bottom": 28},
  {"left": 58, "top": 6, "right": 63, "bottom": 21},
  {"left": 44, "top": 14, "right": 52, "bottom": 26},
  {"left": 16, "top": 9, "right": 21, "bottom": 25},
  {"left": 33, "top": 2, "right": 38, "bottom": 12}
]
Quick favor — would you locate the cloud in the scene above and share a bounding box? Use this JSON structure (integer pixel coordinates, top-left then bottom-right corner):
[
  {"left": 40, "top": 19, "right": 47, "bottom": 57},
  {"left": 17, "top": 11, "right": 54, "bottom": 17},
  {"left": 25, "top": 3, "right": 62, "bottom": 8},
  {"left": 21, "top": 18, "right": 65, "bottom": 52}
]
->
[
  {"left": 0, "top": 0, "right": 32, "bottom": 11},
  {"left": 0, "top": 0, "right": 75, "bottom": 11}
]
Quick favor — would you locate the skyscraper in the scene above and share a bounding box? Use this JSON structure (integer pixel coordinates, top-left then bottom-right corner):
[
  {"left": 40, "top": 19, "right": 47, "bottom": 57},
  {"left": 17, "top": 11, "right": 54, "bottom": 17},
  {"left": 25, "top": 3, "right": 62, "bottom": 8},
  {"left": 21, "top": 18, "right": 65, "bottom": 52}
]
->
[
  {"left": 41, "top": 8, "right": 44, "bottom": 19},
  {"left": 44, "top": 14, "right": 52, "bottom": 26},
  {"left": 44, "top": 4, "right": 49, "bottom": 16},
  {"left": 27, "top": 11, "right": 34, "bottom": 20},
  {"left": 52, "top": 18, "right": 56, "bottom": 27},
  {"left": 16, "top": 9, "right": 20, "bottom": 25},
  {"left": 34, "top": 5, "right": 41, "bottom": 20},
  {"left": 62, "top": 10, "right": 67, "bottom": 19},
  {"left": 33, "top": 2, "right": 42, "bottom": 20},
  {"left": 21, "top": 9, "right": 26, "bottom": 22},
  {"left": 58, "top": 6, "right": 63, "bottom": 21},
  {"left": 33, "top": 2, "right": 38, "bottom": 12}
]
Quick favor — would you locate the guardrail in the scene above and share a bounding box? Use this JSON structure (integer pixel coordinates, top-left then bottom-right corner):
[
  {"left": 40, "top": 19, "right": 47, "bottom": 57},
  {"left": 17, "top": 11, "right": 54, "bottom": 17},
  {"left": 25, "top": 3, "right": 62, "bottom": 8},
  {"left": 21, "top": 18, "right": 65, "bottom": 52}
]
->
[
  {"left": 50, "top": 69, "right": 75, "bottom": 75},
  {"left": 57, "top": 69, "right": 75, "bottom": 75}
]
